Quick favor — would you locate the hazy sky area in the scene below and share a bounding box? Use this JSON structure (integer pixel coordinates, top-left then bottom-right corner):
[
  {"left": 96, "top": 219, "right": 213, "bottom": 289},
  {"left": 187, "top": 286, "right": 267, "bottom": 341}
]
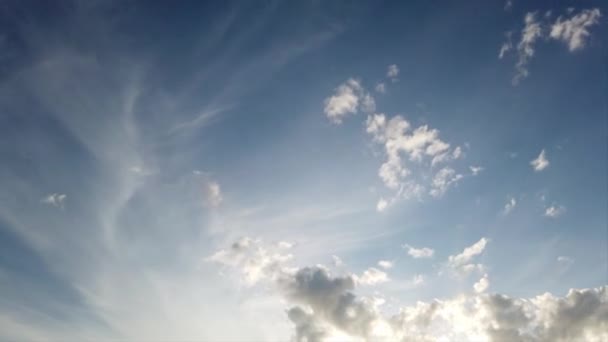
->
[{"left": 0, "top": 1, "right": 606, "bottom": 341}]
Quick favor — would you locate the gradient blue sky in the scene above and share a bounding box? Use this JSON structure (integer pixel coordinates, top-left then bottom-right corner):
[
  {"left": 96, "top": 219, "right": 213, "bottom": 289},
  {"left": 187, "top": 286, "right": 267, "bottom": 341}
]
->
[{"left": 0, "top": 0, "right": 606, "bottom": 341}]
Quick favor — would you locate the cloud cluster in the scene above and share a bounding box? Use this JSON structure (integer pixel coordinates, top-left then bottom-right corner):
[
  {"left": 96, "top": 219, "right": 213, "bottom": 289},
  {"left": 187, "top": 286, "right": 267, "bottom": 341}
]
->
[
  {"left": 446, "top": 237, "right": 488, "bottom": 277},
  {"left": 324, "top": 79, "right": 375, "bottom": 124},
  {"left": 366, "top": 113, "right": 464, "bottom": 210},
  {"left": 501, "top": 8, "right": 601, "bottom": 84},
  {"left": 211, "top": 238, "right": 608, "bottom": 342}
]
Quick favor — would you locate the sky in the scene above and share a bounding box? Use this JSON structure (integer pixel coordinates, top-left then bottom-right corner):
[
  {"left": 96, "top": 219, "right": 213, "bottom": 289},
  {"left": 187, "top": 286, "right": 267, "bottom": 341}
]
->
[{"left": 0, "top": 0, "right": 606, "bottom": 341}]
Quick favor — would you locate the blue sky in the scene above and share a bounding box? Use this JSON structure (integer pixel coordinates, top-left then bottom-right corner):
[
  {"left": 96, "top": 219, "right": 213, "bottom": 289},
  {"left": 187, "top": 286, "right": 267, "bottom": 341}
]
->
[{"left": 0, "top": 0, "right": 606, "bottom": 341}]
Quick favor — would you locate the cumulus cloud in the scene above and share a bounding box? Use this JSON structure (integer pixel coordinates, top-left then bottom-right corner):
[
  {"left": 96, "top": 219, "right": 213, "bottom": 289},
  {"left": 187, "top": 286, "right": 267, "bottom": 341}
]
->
[
  {"left": 545, "top": 204, "right": 566, "bottom": 218},
  {"left": 501, "top": 9, "right": 601, "bottom": 84},
  {"left": 211, "top": 238, "right": 608, "bottom": 342},
  {"left": 366, "top": 113, "right": 464, "bottom": 207},
  {"left": 403, "top": 244, "right": 435, "bottom": 259},
  {"left": 386, "top": 64, "right": 399, "bottom": 80},
  {"left": 375, "top": 82, "right": 386, "bottom": 93},
  {"left": 378, "top": 260, "right": 393, "bottom": 269},
  {"left": 324, "top": 78, "right": 375, "bottom": 124},
  {"left": 446, "top": 237, "right": 488, "bottom": 276},
  {"left": 42, "top": 193, "right": 67, "bottom": 208},
  {"left": 503, "top": 197, "right": 517, "bottom": 215},
  {"left": 531, "top": 149, "right": 549, "bottom": 171},
  {"left": 474, "top": 274, "right": 490, "bottom": 293},
  {"left": 470, "top": 165, "right": 484, "bottom": 176},
  {"left": 204, "top": 181, "right": 223, "bottom": 207},
  {"left": 550, "top": 9, "right": 602, "bottom": 51},
  {"left": 356, "top": 267, "right": 390, "bottom": 286}
]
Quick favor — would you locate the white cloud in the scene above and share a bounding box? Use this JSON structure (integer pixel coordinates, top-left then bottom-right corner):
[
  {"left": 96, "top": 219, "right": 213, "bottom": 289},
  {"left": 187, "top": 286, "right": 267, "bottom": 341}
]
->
[
  {"left": 42, "top": 193, "right": 67, "bottom": 209},
  {"left": 211, "top": 238, "right": 608, "bottom": 342},
  {"left": 378, "top": 260, "right": 393, "bottom": 269},
  {"left": 429, "top": 167, "right": 463, "bottom": 198},
  {"left": 545, "top": 205, "right": 566, "bottom": 218},
  {"left": 324, "top": 78, "right": 375, "bottom": 124},
  {"left": 502, "top": 9, "right": 601, "bottom": 84},
  {"left": 503, "top": 197, "right": 517, "bottom": 215},
  {"left": 386, "top": 64, "right": 399, "bottom": 80},
  {"left": 357, "top": 267, "right": 390, "bottom": 286},
  {"left": 204, "top": 181, "right": 223, "bottom": 207},
  {"left": 375, "top": 82, "right": 386, "bottom": 93},
  {"left": 376, "top": 197, "right": 390, "bottom": 212},
  {"left": 366, "top": 113, "right": 465, "bottom": 207},
  {"left": 513, "top": 12, "right": 543, "bottom": 85},
  {"left": 557, "top": 256, "right": 574, "bottom": 271},
  {"left": 411, "top": 274, "right": 425, "bottom": 287},
  {"left": 332, "top": 255, "right": 344, "bottom": 267},
  {"left": 531, "top": 149, "right": 550, "bottom": 171},
  {"left": 498, "top": 31, "right": 513, "bottom": 59},
  {"left": 446, "top": 237, "right": 488, "bottom": 277},
  {"left": 474, "top": 274, "right": 490, "bottom": 293},
  {"left": 551, "top": 9, "right": 601, "bottom": 51},
  {"left": 470, "top": 165, "right": 484, "bottom": 176},
  {"left": 403, "top": 244, "right": 435, "bottom": 259}
]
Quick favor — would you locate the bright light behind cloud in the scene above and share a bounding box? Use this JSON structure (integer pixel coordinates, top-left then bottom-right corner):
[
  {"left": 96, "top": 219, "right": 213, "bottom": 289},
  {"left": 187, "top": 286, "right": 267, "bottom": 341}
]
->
[{"left": 0, "top": 1, "right": 605, "bottom": 342}]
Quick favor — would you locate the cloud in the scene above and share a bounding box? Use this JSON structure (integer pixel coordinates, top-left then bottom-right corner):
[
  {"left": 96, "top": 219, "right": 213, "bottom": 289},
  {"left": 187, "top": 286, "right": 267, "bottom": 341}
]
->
[
  {"left": 378, "top": 260, "right": 393, "bottom": 269},
  {"left": 403, "top": 244, "right": 435, "bottom": 259},
  {"left": 545, "top": 205, "right": 566, "bottom": 218},
  {"left": 375, "top": 83, "right": 386, "bottom": 93},
  {"left": 446, "top": 237, "right": 488, "bottom": 276},
  {"left": 501, "top": 9, "right": 601, "bottom": 84},
  {"left": 211, "top": 238, "right": 608, "bottom": 342},
  {"left": 332, "top": 255, "right": 344, "bottom": 267},
  {"left": 356, "top": 267, "right": 390, "bottom": 286},
  {"left": 503, "top": 197, "right": 517, "bottom": 215},
  {"left": 474, "top": 274, "right": 490, "bottom": 293},
  {"left": 557, "top": 256, "right": 574, "bottom": 272},
  {"left": 386, "top": 64, "right": 399, "bottom": 80},
  {"left": 531, "top": 149, "right": 550, "bottom": 171},
  {"left": 41, "top": 193, "right": 67, "bottom": 209},
  {"left": 323, "top": 78, "right": 375, "bottom": 124},
  {"left": 204, "top": 181, "right": 223, "bottom": 207},
  {"left": 470, "top": 165, "right": 484, "bottom": 176},
  {"left": 366, "top": 113, "right": 465, "bottom": 207},
  {"left": 550, "top": 9, "right": 602, "bottom": 51}
]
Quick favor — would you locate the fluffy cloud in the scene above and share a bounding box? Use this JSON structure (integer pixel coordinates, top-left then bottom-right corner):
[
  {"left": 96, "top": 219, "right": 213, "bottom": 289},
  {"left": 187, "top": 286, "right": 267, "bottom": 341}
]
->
[
  {"left": 501, "top": 9, "right": 601, "bottom": 84},
  {"left": 503, "top": 197, "right": 517, "bottom": 215},
  {"left": 470, "top": 165, "right": 484, "bottom": 176},
  {"left": 545, "top": 204, "right": 566, "bottom": 218},
  {"left": 366, "top": 113, "right": 464, "bottom": 208},
  {"left": 375, "top": 82, "right": 386, "bottom": 93},
  {"left": 204, "top": 181, "right": 223, "bottom": 207},
  {"left": 550, "top": 9, "right": 602, "bottom": 51},
  {"left": 356, "top": 267, "right": 390, "bottom": 286},
  {"left": 386, "top": 64, "right": 399, "bottom": 80},
  {"left": 324, "top": 79, "right": 375, "bottom": 124},
  {"left": 378, "top": 260, "right": 393, "bottom": 269},
  {"left": 531, "top": 149, "right": 550, "bottom": 172},
  {"left": 211, "top": 238, "right": 608, "bottom": 342},
  {"left": 403, "top": 244, "right": 435, "bottom": 259},
  {"left": 446, "top": 237, "right": 488, "bottom": 276},
  {"left": 474, "top": 274, "right": 490, "bottom": 293},
  {"left": 42, "top": 193, "right": 67, "bottom": 208}
]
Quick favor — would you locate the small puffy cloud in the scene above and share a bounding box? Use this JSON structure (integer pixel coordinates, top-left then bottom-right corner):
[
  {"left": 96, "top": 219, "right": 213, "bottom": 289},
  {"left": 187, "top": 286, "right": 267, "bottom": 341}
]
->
[
  {"left": 377, "top": 260, "right": 393, "bottom": 269},
  {"left": 42, "top": 193, "right": 67, "bottom": 209},
  {"left": 366, "top": 113, "right": 465, "bottom": 207},
  {"left": 278, "top": 241, "right": 294, "bottom": 249},
  {"left": 469, "top": 165, "right": 484, "bottom": 176},
  {"left": 411, "top": 274, "right": 425, "bottom": 287},
  {"left": 503, "top": 197, "right": 517, "bottom": 215},
  {"left": 356, "top": 267, "right": 390, "bottom": 286},
  {"left": 550, "top": 9, "right": 601, "bottom": 51},
  {"left": 324, "top": 78, "right": 375, "bottom": 124},
  {"left": 386, "top": 64, "right": 399, "bottom": 80},
  {"left": 474, "top": 274, "right": 490, "bottom": 293},
  {"left": 332, "top": 255, "right": 344, "bottom": 267},
  {"left": 498, "top": 31, "right": 513, "bottom": 59},
  {"left": 531, "top": 149, "right": 549, "bottom": 172},
  {"left": 429, "top": 167, "right": 463, "bottom": 198},
  {"left": 447, "top": 237, "right": 488, "bottom": 276},
  {"left": 403, "top": 244, "right": 435, "bottom": 259},
  {"left": 375, "top": 82, "right": 386, "bottom": 93},
  {"left": 376, "top": 198, "right": 390, "bottom": 212},
  {"left": 204, "top": 181, "right": 223, "bottom": 207},
  {"left": 545, "top": 205, "right": 566, "bottom": 218},
  {"left": 557, "top": 256, "right": 574, "bottom": 271},
  {"left": 501, "top": 9, "right": 601, "bottom": 84}
]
